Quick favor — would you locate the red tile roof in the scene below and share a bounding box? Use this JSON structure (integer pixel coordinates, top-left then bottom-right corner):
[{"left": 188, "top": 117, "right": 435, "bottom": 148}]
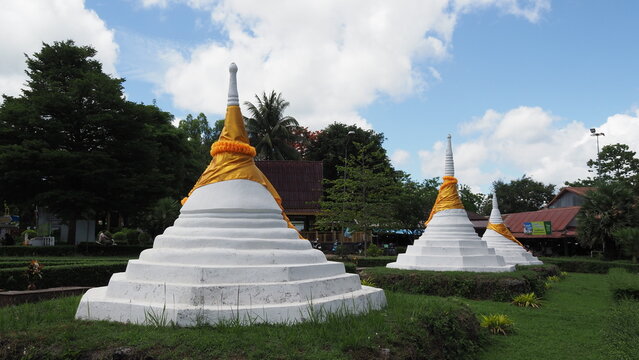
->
[
  {"left": 256, "top": 160, "right": 323, "bottom": 215},
  {"left": 503, "top": 206, "right": 581, "bottom": 238}
]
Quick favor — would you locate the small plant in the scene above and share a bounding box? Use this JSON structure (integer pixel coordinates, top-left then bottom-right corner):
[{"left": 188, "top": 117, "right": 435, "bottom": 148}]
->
[
  {"left": 561, "top": 271, "right": 568, "bottom": 278},
  {"left": 361, "top": 278, "right": 377, "bottom": 287},
  {"left": 544, "top": 282, "right": 553, "bottom": 289},
  {"left": 365, "top": 243, "right": 383, "bottom": 257},
  {"left": 512, "top": 292, "right": 542, "bottom": 308},
  {"left": 480, "top": 314, "right": 515, "bottom": 335},
  {"left": 25, "top": 260, "right": 44, "bottom": 290},
  {"left": 547, "top": 275, "right": 561, "bottom": 282}
]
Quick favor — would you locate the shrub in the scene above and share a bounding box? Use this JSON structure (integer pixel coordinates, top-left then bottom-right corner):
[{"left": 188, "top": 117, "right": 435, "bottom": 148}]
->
[
  {"left": 138, "top": 232, "right": 152, "bottom": 245},
  {"left": 0, "top": 245, "right": 76, "bottom": 257},
  {"left": 386, "top": 298, "right": 485, "bottom": 360},
  {"left": 365, "top": 243, "right": 383, "bottom": 257},
  {"left": 125, "top": 228, "right": 141, "bottom": 245},
  {"left": 20, "top": 229, "right": 37, "bottom": 243},
  {"left": 480, "top": 314, "right": 515, "bottom": 335},
  {"left": 541, "top": 257, "right": 639, "bottom": 274},
  {"left": 112, "top": 231, "right": 127, "bottom": 244},
  {"left": 353, "top": 256, "right": 397, "bottom": 267},
  {"left": 512, "top": 292, "right": 542, "bottom": 308},
  {"left": 361, "top": 265, "right": 559, "bottom": 302},
  {"left": 609, "top": 268, "right": 639, "bottom": 301},
  {"left": 546, "top": 275, "right": 561, "bottom": 282},
  {"left": 0, "top": 262, "right": 127, "bottom": 290},
  {"left": 361, "top": 278, "right": 376, "bottom": 287},
  {"left": 343, "top": 262, "right": 356, "bottom": 273}
]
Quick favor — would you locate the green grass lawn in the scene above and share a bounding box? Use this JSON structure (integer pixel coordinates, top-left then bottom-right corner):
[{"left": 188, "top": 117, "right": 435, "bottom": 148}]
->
[
  {"left": 471, "top": 272, "right": 611, "bottom": 360},
  {"left": 1, "top": 269, "right": 632, "bottom": 359}
]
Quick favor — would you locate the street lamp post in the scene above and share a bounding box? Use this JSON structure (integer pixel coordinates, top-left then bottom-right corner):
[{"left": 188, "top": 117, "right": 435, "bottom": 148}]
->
[
  {"left": 590, "top": 128, "right": 605, "bottom": 156},
  {"left": 340, "top": 130, "right": 355, "bottom": 250}
]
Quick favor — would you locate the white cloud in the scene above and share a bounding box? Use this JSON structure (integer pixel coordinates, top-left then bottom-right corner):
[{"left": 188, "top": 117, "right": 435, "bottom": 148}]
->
[
  {"left": 144, "top": 0, "right": 549, "bottom": 129},
  {"left": 0, "top": 0, "right": 118, "bottom": 98},
  {"left": 391, "top": 149, "right": 411, "bottom": 167},
  {"left": 419, "top": 106, "right": 639, "bottom": 193}
]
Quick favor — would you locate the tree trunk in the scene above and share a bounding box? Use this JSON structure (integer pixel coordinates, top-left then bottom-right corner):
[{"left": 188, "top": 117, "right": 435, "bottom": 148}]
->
[{"left": 67, "top": 217, "right": 77, "bottom": 245}]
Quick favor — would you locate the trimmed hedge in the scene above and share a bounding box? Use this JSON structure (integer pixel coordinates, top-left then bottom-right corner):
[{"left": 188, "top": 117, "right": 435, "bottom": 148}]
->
[
  {"left": 0, "top": 244, "right": 150, "bottom": 257},
  {"left": 541, "top": 257, "right": 639, "bottom": 274},
  {"left": 360, "top": 264, "right": 559, "bottom": 302},
  {"left": 0, "top": 262, "right": 128, "bottom": 290},
  {"left": 609, "top": 268, "right": 639, "bottom": 301},
  {"left": 352, "top": 256, "right": 397, "bottom": 267}
]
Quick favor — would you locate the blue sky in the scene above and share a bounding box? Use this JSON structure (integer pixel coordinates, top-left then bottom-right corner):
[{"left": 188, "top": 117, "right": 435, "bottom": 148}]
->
[{"left": 1, "top": 0, "right": 638, "bottom": 193}]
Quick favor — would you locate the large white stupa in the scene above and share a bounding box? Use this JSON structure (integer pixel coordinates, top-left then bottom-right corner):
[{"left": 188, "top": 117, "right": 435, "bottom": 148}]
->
[
  {"left": 75, "top": 64, "right": 386, "bottom": 326},
  {"left": 387, "top": 135, "right": 514, "bottom": 272},
  {"left": 481, "top": 193, "right": 542, "bottom": 265}
]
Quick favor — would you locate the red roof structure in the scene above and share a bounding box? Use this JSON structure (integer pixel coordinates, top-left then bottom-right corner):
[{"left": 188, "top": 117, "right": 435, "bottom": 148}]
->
[
  {"left": 503, "top": 206, "right": 581, "bottom": 239},
  {"left": 255, "top": 161, "right": 323, "bottom": 215}
]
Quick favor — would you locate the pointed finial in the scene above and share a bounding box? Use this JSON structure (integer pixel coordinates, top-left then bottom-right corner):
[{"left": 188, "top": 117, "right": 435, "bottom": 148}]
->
[
  {"left": 489, "top": 191, "right": 503, "bottom": 224},
  {"left": 228, "top": 63, "right": 239, "bottom": 106},
  {"left": 444, "top": 134, "right": 454, "bottom": 177}
]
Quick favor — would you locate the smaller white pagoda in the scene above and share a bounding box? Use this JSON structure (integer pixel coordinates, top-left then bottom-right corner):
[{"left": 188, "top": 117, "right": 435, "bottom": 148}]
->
[
  {"left": 481, "top": 193, "right": 542, "bottom": 265},
  {"left": 387, "top": 135, "right": 514, "bottom": 272}
]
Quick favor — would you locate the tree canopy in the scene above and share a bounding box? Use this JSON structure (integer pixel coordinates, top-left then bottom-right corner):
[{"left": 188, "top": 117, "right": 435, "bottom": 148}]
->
[
  {"left": 0, "top": 40, "right": 196, "bottom": 241},
  {"left": 244, "top": 91, "right": 302, "bottom": 160},
  {"left": 487, "top": 175, "right": 556, "bottom": 214}
]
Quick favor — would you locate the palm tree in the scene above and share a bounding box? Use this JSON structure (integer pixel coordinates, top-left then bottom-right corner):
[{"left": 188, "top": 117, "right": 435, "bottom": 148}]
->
[{"left": 244, "top": 91, "right": 302, "bottom": 160}]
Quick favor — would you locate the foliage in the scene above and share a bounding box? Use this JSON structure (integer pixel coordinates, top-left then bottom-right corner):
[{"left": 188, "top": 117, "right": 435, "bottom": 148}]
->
[
  {"left": 613, "top": 227, "right": 639, "bottom": 263},
  {"left": 0, "top": 41, "right": 197, "bottom": 240},
  {"left": 511, "top": 292, "right": 542, "bottom": 308},
  {"left": 361, "top": 265, "right": 559, "bottom": 301},
  {"left": 244, "top": 90, "right": 302, "bottom": 160},
  {"left": 480, "top": 314, "right": 515, "bottom": 335},
  {"left": 365, "top": 243, "right": 383, "bottom": 257},
  {"left": 178, "top": 112, "right": 215, "bottom": 180},
  {"left": 603, "top": 299, "right": 639, "bottom": 360},
  {"left": 577, "top": 181, "right": 639, "bottom": 259},
  {"left": 540, "top": 256, "right": 639, "bottom": 274},
  {"left": 138, "top": 231, "right": 153, "bottom": 245},
  {"left": 305, "top": 122, "right": 392, "bottom": 181},
  {"left": 138, "top": 197, "right": 181, "bottom": 237},
  {"left": 486, "top": 175, "right": 556, "bottom": 214},
  {"left": 390, "top": 175, "right": 439, "bottom": 235},
  {"left": 21, "top": 229, "right": 37, "bottom": 240},
  {"left": 1, "top": 261, "right": 127, "bottom": 290},
  {"left": 317, "top": 141, "right": 399, "bottom": 236},
  {"left": 350, "top": 256, "right": 397, "bottom": 267},
  {"left": 608, "top": 268, "right": 639, "bottom": 301},
  {"left": 568, "top": 143, "right": 639, "bottom": 187},
  {"left": 458, "top": 184, "right": 486, "bottom": 214},
  {"left": 112, "top": 231, "right": 127, "bottom": 244}
]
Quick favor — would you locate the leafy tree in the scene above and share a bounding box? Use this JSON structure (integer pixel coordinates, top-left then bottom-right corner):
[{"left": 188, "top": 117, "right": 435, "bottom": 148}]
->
[
  {"left": 459, "top": 184, "right": 485, "bottom": 214},
  {"left": 614, "top": 227, "right": 639, "bottom": 263},
  {"left": 305, "top": 123, "right": 392, "bottom": 181},
  {"left": 317, "top": 141, "right": 399, "bottom": 243},
  {"left": 178, "top": 113, "right": 216, "bottom": 181},
  {"left": 137, "top": 197, "right": 181, "bottom": 237},
  {"left": 244, "top": 91, "right": 301, "bottom": 160},
  {"left": 390, "top": 175, "right": 439, "bottom": 235},
  {"left": 577, "top": 182, "right": 638, "bottom": 259},
  {"left": 0, "top": 40, "right": 194, "bottom": 242},
  {"left": 490, "top": 175, "right": 556, "bottom": 213},
  {"left": 565, "top": 143, "right": 639, "bottom": 188}
]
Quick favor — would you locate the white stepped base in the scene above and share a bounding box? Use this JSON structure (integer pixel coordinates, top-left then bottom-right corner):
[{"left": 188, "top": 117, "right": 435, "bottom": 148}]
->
[
  {"left": 76, "top": 285, "right": 385, "bottom": 326},
  {"left": 389, "top": 209, "right": 515, "bottom": 273},
  {"left": 483, "top": 229, "right": 543, "bottom": 266}
]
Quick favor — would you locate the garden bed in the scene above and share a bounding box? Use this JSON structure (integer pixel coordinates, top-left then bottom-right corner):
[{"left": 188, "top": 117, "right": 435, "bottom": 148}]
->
[{"left": 0, "top": 286, "right": 90, "bottom": 307}]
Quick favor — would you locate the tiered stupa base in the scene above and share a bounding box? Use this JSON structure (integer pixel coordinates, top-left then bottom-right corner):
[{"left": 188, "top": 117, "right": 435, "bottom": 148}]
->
[
  {"left": 387, "top": 209, "right": 514, "bottom": 272},
  {"left": 482, "top": 229, "right": 542, "bottom": 266},
  {"left": 76, "top": 180, "right": 385, "bottom": 326}
]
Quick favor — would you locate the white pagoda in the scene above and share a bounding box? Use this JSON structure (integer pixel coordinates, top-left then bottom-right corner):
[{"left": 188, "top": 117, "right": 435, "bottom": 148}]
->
[
  {"left": 387, "top": 135, "right": 514, "bottom": 272},
  {"left": 481, "top": 193, "right": 542, "bottom": 265},
  {"left": 75, "top": 64, "right": 386, "bottom": 326}
]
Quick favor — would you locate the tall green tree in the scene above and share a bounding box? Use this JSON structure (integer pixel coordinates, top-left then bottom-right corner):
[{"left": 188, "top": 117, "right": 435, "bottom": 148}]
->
[
  {"left": 178, "top": 113, "right": 215, "bottom": 181},
  {"left": 458, "top": 184, "right": 485, "bottom": 214},
  {"left": 390, "top": 175, "right": 439, "bottom": 235},
  {"left": 305, "top": 123, "right": 392, "bottom": 181},
  {"left": 489, "top": 175, "right": 556, "bottom": 214},
  {"left": 317, "top": 141, "right": 399, "bottom": 241},
  {"left": 578, "top": 182, "right": 639, "bottom": 259},
  {"left": 244, "top": 91, "right": 301, "bottom": 160},
  {"left": 565, "top": 143, "right": 639, "bottom": 188},
  {"left": 0, "top": 40, "right": 193, "bottom": 242}
]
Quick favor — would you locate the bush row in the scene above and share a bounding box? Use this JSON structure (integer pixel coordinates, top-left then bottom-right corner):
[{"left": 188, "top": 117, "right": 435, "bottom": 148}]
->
[
  {"left": 360, "top": 264, "right": 559, "bottom": 302},
  {"left": 541, "top": 257, "right": 639, "bottom": 274},
  {"left": 609, "top": 268, "right": 639, "bottom": 301},
  {"left": 0, "top": 262, "right": 128, "bottom": 290},
  {"left": 0, "top": 244, "right": 150, "bottom": 257},
  {"left": 352, "top": 256, "right": 398, "bottom": 267}
]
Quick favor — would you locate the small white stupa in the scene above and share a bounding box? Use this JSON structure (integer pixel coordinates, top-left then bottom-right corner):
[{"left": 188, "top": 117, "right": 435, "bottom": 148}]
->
[
  {"left": 75, "top": 63, "right": 385, "bottom": 326},
  {"left": 481, "top": 193, "right": 542, "bottom": 265},
  {"left": 387, "top": 135, "right": 514, "bottom": 272}
]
